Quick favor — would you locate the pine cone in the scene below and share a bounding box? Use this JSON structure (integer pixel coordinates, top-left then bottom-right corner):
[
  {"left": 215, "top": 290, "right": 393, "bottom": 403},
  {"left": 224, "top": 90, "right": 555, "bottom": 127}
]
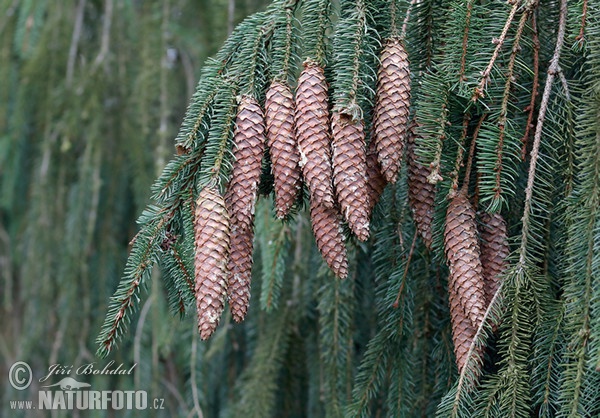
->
[
  {"left": 331, "top": 111, "right": 369, "bottom": 241},
  {"left": 310, "top": 198, "right": 349, "bottom": 279},
  {"left": 265, "top": 81, "right": 302, "bottom": 218},
  {"left": 444, "top": 191, "right": 486, "bottom": 329},
  {"left": 478, "top": 212, "right": 509, "bottom": 304},
  {"left": 449, "top": 281, "right": 484, "bottom": 374},
  {"left": 372, "top": 38, "right": 410, "bottom": 183},
  {"left": 225, "top": 95, "right": 265, "bottom": 323},
  {"left": 365, "top": 136, "right": 387, "bottom": 216},
  {"left": 194, "top": 186, "right": 230, "bottom": 340},
  {"left": 407, "top": 128, "right": 435, "bottom": 249},
  {"left": 295, "top": 61, "right": 335, "bottom": 208}
]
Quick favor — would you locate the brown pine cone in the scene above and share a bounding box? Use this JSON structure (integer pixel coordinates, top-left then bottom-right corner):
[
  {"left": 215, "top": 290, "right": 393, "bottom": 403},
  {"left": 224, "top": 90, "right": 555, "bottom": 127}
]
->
[
  {"left": 449, "top": 281, "right": 484, "bottom": 375},
  {"left": 310, "top": 198, "right": 349, "bottom": 279},
  {"left": 265, "top": 81, "right": 302, "bottom": 218},
  {"left": 365, "top": 136, "right": 387, "bottom": 216},
  {"left": 194, "top": 186, "right": 231, "bottom": 340},
  {"left": 295, "top": 60, "right": 335, "bottom": 208},
  {"left": 407, "top": 128, "right": 435, "bottom": 249},
  {"left": 225, "top": 95, "right": 266, "bottom": 323},
  {"left": 478, "top": 212, "right": 509, "bottom": 304},
  {"left": 331, "top": 111, "right": 369, "bottom": 241},
  {"left": 372, "top": 38, "right": 410, "bottom": 183},
  {"left": 444, "top": 191, "right": 486, "bottom": 329}
]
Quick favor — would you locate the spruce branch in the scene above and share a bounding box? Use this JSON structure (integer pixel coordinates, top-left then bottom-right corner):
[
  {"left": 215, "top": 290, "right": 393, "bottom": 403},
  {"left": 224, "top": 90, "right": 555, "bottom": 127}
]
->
[
  {"left": 463, "top": 114, "right": 485, "bottom": 196},
  {"left": 459, "top": 0, "right": 475, "bottom": 82},
  {"left": 518, "top": 0, "right": 567, "bottom": 266},
  {"left": 473, "top": 2, "right": 520, "bottom": 101},
  {"left": 400, "top": 0, "right": 416, "bottom": 39},
  {"left": 444, "top": 278, "right": 506, "bottom": 418},
  {"left": 450, "top": 112, "right": 472, "bottom": 195},
  {"left": 521, "top": 12, "right": 540, "bottom": 160},
  {"left": 96, "top": 209, "right": 174, "bottom": 357},
  {"left": 392, "top": 229, "right": 418, "bottom": 309},
  {"left": 492, "top": 11, "right": 529, "bottom": 202},
  {"left": 576, "top": 0, "right": 588, "bottom": 44}
]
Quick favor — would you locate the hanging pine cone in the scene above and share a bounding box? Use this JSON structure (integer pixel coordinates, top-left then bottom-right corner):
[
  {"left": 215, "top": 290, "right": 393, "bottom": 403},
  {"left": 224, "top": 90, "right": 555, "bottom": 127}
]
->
[
  {"left": 444, "top": 191, "right": 486, "bottom": 329},
  {"left": 225, "top": 95, "right": 266, "bottom": 323},
  {"left": 365, "top": 136, "right": 387, "bottom": 216},
  {"left": 331, "top": 111, "right": 369, "bottom": 241},
  {"left": 265, "top": 81, "right": 302, "bottom": 218},
  {"left": 407, "top": 128, "right": 435, "bottom": 249},
  {"left": 478, "top": 212, "right": 509, "bottom": 304},
  {"left": 372, "top": 38, "right": 410, "bottom": 183},
  {"left": 310, "top": 198, "right": 349, "bottom": 279},
  {"left": 194, "top": 186, "right": 230, "bottom": 340},
  {"left": 449, "top": 282, "right": 484, "bottom": 375},
  {"left": 295, "top": 60, "right": 335, "bottom": 208}
]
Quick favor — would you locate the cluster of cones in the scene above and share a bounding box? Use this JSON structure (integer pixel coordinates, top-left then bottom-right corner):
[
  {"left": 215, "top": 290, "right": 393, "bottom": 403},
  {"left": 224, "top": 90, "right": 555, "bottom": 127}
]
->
[
  {"left": 444, "top": 192, "right": 509, "bottom": 373},
  {"left": 406, "top": 128, "right": 510, "bottom": 373},
  {"left": 192, "top": 38, "right": 410, "bottom": 339}
]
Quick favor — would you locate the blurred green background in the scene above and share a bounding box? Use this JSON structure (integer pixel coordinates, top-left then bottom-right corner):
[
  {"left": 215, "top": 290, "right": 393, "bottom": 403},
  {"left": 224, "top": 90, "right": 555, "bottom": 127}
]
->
[{"left": 0, "top": 0, "right": 268, "bottom": 416}]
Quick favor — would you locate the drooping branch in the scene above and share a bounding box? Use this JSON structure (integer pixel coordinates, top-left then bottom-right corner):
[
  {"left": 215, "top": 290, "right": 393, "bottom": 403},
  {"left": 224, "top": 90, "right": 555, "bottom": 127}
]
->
[
  {"left": 472, "top": 2, "right": 520, "bottom": 100},
  {"left": 518, "top": 0, "right": 568, "bottom": 265}
]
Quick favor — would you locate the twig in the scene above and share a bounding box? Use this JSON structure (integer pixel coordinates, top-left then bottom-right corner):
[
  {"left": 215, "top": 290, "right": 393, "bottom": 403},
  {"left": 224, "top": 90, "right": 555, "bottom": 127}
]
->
[
  {"left": 92, "top": 0, "right": 113, "bottom": 70},
  {"left": 521, "top": 12, "right": 540, "bottom": 160},
  {"left": 451, "top": 113, "right": 472, "bottom": 196},
  {"left": 459, "top": 1, "right": 475, "bottom": 81},
  {"left": 188, "top": 330, "right": 204, "bottom": 418},
  {"left": 576, "top": 0, "right": 588, "bottom": 44},
  {"left": 133, "top": 296, "right": 154, "bottom": 389},
  {"left": 558, "top": 70, "right": 571, "bottom": 102},
  {"left": 473, "top": 2, "right": 519, "bottom": 100},
  {"left": 156, "top": 0, "right": 171, "bottom": 174},
  {"left": 463, "top": 114, "right": 486, "bottom": 196},
  {"left": 66, "top": 0, "right": 86, "bottom": 86},
  {"left": 494, "top": 11, "right": 529, "bottom": 199},
  {"left": 400, "top": 0, "right": 417, "bottom": 39},
  {"left": 519, "top": 0, "right": 568, "bottom": 266},
  {"left": 452, "top": 278, "right": 505, "bottom": 415},
  {"left": 393, "top": 229, "right": 418, "bottom": 309}
]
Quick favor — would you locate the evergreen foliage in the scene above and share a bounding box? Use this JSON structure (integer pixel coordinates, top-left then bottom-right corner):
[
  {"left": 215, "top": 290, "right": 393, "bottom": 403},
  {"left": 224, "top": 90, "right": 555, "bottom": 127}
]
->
[{"left": 2, "top": 0, "right": 599, "bottom": 417}]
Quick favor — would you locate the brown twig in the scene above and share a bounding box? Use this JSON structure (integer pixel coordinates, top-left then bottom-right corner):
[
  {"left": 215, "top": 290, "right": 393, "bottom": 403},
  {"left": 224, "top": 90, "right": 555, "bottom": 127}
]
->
[
  {"left": 393, "top": 229, "right": 419, "bottom": 309},
  {"left": 400, "top": 0, "right": 417, "bottom": 39},
  {"left": 473, "top": 2, "right": 520, "bottom": 100},
  {"left": 576, "top": 0, "right": 588, "bottom": 44},
  {"left": 494, "top": 11, "right": 529, "bottom": 199},
  {"left": 521, "top": 12, "right": 540, "bottom": 160},
  {"left": 451, "top": 113, "right": 472, "bottom": 195},
  {"left": 519, "top": 0, "right": 568, "bottom": 266},
  {"left": 463, "top": 114, "right": 486, "bottom": 196},
  {"left": 459, "top": 1, "right": 475, "bottom": 81}
]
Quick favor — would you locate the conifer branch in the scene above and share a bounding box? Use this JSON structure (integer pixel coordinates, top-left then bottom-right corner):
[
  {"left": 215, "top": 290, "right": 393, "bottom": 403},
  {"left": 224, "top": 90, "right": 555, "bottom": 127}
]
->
[
  {"left": 463, "top": 114, "right": 485, "bottom": 197},
  {"left": 521, "top": 12, "right": 540, "bottom": 160},
  {"left": 576, "top": 0, "right": 588, "bottom": 43},
  {"left": 493, "top": 11, "right": 528, "bottom": 201},
  {"left": 450, "top": 113, "right": 471, "bottom": 195},
  {"left": 519, "top": 0, "right": 567, "bottom": 266},
  {"left": 473, "top": 2, "right": 519, "bottom": 101},
  {"left": 459, "top": 0, "right": 475, "bottom": 82},
  {"left": 400, "top": 0, "right": 416, "bottom": 39},
  {"left": 449, "top": 279, "right": 505, "bottom": 417}
]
